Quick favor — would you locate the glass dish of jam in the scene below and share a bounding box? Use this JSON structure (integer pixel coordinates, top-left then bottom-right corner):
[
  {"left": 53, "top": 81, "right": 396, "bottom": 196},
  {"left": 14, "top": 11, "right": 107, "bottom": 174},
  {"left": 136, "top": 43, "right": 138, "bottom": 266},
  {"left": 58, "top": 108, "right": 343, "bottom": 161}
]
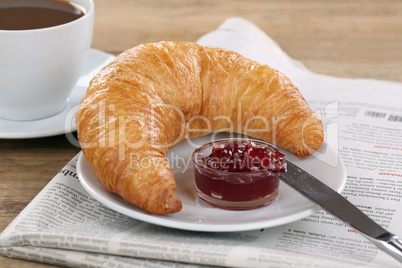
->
[{"left": 192, "top": 139, "right": 287, "bottom": 210}]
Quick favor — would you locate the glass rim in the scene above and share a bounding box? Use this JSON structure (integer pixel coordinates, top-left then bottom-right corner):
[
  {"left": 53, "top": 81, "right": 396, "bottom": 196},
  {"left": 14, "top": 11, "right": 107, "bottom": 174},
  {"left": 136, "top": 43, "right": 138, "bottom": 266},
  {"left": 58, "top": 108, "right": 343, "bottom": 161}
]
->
[{"left": 191, "top": 138, "right": 283, "bottom": 175}]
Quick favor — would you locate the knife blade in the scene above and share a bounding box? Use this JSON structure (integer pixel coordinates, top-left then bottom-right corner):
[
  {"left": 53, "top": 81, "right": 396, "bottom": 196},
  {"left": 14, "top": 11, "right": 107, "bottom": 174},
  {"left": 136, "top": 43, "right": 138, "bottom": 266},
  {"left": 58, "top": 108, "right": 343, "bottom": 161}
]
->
[{"left": 278, "top": 160, "right": 402, "bottom": 263}]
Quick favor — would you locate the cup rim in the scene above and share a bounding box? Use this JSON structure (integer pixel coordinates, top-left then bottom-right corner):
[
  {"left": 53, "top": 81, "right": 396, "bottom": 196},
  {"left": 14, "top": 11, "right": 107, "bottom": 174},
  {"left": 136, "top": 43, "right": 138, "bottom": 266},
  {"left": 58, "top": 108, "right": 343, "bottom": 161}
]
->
[
  {"left": 191, "top": 138, "right": 284, "bottom": 175},
  {"left": 0, "top": 0, "right": 94, "bottom": 33}
]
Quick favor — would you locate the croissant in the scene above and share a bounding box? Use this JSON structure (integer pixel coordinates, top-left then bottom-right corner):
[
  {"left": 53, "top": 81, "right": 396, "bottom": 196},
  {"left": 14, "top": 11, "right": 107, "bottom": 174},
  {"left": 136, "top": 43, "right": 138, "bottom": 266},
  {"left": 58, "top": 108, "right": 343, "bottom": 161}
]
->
[{"left": 76, "top": 41, "right": 324, "bottom": 215}]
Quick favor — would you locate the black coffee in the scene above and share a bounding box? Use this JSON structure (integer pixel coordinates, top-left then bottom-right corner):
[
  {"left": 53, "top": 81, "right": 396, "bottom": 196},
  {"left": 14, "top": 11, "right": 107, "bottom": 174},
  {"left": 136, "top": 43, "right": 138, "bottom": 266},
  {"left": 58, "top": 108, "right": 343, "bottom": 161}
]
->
[{"left": 0, "top": 0, "right": 85, "bottom": 30}]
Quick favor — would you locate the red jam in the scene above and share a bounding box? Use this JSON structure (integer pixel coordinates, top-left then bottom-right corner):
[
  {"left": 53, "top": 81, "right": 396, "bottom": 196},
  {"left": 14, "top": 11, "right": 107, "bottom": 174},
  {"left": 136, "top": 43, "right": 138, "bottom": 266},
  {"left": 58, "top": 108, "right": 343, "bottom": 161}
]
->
[
  {"left": 202, "top": 141, "right": 286, "bottom": 173},
  {"left": 192, "top": 140, "right": 286, "bottom": 210}
]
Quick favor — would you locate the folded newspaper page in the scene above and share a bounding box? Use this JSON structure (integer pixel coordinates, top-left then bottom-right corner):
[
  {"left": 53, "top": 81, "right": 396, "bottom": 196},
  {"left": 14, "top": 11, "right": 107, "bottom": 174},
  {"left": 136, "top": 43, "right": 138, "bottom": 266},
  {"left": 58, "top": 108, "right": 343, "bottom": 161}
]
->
[{"left": 1, "top": 17, "right": 401, "bottom": 268}]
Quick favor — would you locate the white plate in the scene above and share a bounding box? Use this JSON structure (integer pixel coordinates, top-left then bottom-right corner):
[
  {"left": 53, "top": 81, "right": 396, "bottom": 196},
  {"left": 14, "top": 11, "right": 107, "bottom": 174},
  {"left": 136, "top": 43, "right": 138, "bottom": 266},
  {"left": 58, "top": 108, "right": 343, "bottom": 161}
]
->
[
  {"left": 77, "top": 134, "right": 347, "bottom": 232},
  {"left": 0, "top": 49, "right": 115, "bottom": 139}
]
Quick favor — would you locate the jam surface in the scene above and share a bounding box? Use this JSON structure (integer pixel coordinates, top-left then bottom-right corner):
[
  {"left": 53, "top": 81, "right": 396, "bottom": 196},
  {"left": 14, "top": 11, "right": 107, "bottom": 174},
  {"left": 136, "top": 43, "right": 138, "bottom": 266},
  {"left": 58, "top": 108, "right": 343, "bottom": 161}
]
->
[
  {"left": 194, "top": 140, "right": 286, "bottom": 207},
  {"left": 201, "top": 141, "right": 286, "bottom": 173}
]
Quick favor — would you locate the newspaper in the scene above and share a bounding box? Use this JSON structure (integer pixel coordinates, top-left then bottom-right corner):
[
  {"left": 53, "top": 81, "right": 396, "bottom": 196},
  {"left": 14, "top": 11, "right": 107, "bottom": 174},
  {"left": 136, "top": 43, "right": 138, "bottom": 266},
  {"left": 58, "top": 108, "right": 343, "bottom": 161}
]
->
[{"left": 1, "top": 17, "right": 402, "bottom": 268}]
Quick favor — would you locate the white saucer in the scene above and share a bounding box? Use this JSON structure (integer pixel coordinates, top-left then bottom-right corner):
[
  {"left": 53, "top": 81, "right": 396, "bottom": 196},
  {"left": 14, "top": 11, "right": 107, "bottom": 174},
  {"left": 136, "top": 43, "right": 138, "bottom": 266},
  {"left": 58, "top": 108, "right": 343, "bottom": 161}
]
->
[
  {"left": 77, "top": 134, "right": 347, "bottom": 232},
  {"left": 0, "top": 49, "right": 115, "bottom": 139}
]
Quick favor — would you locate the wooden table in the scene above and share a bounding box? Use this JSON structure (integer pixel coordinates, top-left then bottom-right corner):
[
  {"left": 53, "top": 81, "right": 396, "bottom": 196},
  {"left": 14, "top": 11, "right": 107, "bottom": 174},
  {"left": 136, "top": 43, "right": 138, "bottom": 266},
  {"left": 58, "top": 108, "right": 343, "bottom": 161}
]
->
[{"left": 1, "top": 0, "right": 401, "bottom": 267}]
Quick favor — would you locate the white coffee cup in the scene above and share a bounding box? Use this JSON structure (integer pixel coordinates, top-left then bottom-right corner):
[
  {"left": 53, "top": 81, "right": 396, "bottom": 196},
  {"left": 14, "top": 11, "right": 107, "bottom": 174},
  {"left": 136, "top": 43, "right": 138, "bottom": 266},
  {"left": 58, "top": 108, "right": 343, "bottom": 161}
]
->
[{"left": 0, "top": 0, "right": 94, "bottom": 121}]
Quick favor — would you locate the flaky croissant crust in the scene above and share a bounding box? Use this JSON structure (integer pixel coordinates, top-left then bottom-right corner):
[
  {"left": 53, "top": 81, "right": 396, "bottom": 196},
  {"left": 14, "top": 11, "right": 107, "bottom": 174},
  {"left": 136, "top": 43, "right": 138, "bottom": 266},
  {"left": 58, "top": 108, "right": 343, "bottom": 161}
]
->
[{"left": 76, "top": 41, "right": 324, "bottom": 215}]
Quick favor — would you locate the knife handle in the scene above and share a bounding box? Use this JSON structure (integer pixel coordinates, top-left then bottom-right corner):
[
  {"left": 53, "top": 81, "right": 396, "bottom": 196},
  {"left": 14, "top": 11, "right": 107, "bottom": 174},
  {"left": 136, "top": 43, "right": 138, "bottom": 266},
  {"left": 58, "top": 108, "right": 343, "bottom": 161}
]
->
[{"left": 370, "top": 232, "right": 402, "bottom": 263}]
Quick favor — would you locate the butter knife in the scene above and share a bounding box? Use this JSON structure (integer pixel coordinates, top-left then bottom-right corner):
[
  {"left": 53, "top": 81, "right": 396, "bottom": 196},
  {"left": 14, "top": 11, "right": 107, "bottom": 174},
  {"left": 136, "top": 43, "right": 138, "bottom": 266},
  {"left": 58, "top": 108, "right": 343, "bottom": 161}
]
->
[{"left": 278, "top": 160, "right": 402, "bottom": 263}]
